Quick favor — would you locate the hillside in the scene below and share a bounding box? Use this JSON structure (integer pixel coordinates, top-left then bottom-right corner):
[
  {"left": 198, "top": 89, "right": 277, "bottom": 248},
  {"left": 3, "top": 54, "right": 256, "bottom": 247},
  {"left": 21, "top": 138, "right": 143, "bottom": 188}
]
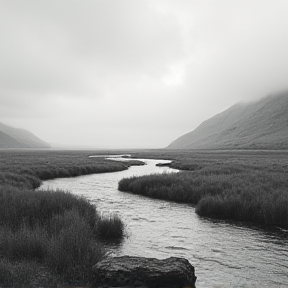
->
[
  {"left": 0, "top": 122, "right": 50, "bottom": 148},
  {"left": 167, "top": 92, "right": 288, "bottom": 150}
]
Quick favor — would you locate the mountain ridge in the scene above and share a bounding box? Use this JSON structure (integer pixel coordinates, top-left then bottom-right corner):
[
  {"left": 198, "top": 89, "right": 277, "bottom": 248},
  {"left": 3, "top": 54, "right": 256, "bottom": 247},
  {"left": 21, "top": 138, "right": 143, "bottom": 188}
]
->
[
  {"left": 0, "top": 122, "right": 50, "bottom": 149},
  {"left": 167, "top": 92, "right": 288, "bottom": 150}
]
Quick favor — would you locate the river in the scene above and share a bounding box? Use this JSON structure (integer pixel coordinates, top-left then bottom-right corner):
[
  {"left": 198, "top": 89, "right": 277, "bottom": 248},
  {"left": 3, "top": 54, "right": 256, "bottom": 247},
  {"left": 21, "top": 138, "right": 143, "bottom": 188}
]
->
[{"left": 39, "top": 157, "right": 288, "bottom": 288}]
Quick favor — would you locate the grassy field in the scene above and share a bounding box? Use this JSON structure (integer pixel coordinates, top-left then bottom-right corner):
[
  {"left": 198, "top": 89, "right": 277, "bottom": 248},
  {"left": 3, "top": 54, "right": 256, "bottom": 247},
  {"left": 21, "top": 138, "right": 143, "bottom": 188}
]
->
[
  {"left": 0, "top": 149, "right": 143, "bottom": 189},
  {"left": 2, "top": 148, "right": 288, "bottom": 286},
  {"left": 119, "top": 149, "right": 288, "bottom": 229},
  {"left": 0, "top": 149, "right": 140, "bottom": 287}
]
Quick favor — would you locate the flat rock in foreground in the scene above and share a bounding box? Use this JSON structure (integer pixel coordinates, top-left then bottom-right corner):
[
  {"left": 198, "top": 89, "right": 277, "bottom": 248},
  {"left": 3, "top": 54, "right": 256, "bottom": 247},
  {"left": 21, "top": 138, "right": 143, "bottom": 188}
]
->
[{"left": 92, "top": 256, "right": 196, "bottom": 288}]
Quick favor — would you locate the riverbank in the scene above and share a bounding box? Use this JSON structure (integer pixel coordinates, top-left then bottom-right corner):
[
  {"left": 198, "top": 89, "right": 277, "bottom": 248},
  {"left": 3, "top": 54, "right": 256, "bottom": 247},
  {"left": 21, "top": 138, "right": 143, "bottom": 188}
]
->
[
  {"left": 39, "top": 155, "right": 288, "bottom": 287},
  {"left": 119, "top": 149, "right": 288, "bottom": 229},
  {"left": 0, "top": 149, "right": 144, "bottom": 189},
  {"left": 0, "top": 150, "right": 144, "bottom": 287},
  {"left": 2, "top": 149, "right": 288, "bottom": 286}
]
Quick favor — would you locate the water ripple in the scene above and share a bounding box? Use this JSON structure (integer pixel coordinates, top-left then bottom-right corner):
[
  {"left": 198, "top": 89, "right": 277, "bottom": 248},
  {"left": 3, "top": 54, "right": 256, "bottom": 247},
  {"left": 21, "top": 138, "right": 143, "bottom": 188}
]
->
[{"left": 39, "top": 158, "right": 288, "bottom": 288}]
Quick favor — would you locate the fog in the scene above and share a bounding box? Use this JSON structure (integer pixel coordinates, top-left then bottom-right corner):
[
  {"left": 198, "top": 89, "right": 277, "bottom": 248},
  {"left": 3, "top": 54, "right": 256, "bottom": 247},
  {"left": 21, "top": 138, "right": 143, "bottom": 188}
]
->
[{"left": 1, "top": 0, "right": 288, "bottom": 148}]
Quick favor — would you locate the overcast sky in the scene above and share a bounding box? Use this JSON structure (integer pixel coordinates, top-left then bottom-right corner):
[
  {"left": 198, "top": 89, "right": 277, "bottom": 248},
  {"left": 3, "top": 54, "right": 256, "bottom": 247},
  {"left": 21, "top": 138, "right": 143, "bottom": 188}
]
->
[{"left": 1, "top": 0, "right": 288, "bottom": 148}]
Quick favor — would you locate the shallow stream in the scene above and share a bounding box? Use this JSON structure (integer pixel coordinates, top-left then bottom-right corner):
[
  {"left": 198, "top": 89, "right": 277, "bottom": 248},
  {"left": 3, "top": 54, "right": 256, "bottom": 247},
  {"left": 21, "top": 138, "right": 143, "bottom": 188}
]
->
[{"left": 39, "top": 157, "right": 288, "bottom": 288}]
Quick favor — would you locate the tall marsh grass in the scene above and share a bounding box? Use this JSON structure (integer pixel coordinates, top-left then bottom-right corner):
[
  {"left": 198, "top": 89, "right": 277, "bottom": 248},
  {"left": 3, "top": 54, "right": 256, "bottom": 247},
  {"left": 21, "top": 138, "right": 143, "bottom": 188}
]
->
[
  {"left": 0, "top": 185, "right": 126, "bottom": 286},
  {"left": 96, "top": 214, "right": 125, "bottom": 242},
  {"left": 0, "top": 150, "right": 129, "bottom": 287},
  {"left": 119, "top": 150, "right": 288, "bottom": 228}
]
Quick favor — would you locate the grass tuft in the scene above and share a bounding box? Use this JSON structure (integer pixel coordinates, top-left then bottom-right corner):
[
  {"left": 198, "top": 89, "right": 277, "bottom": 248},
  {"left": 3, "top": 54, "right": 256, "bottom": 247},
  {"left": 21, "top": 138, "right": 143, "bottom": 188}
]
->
[{"left": 96, "top": 214, "right": 125, "bottom": 242}]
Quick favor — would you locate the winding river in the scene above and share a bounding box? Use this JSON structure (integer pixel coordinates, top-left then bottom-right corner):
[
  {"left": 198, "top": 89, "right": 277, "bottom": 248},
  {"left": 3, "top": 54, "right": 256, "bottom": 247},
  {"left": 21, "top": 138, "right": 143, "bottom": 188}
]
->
[{"left": 39, "top": 157, "right": 288, "bottom": 288}]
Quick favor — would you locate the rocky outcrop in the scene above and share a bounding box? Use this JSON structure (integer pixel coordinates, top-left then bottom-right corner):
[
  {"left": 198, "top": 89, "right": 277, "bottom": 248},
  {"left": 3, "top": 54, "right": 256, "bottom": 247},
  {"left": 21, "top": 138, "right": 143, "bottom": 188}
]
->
[{"left": 92, "top": 256, "right": 197, "bottom": 288}]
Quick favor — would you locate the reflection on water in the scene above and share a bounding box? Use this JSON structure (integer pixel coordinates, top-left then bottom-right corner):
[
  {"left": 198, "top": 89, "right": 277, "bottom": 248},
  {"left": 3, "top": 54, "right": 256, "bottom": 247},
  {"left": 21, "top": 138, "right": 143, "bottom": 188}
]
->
[{"left": 39, "top": 158, "right": 288, "bottom": 288}]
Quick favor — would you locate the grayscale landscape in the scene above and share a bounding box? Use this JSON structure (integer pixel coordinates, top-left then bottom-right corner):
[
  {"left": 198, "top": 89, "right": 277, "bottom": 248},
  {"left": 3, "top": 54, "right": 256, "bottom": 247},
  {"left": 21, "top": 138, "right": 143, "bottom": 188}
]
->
[
  {"left": 0, "top": 1, "right": 288, "bottom": 288},
  {"left": 167, "top": 92, "right": 288, "bottom": 150}
]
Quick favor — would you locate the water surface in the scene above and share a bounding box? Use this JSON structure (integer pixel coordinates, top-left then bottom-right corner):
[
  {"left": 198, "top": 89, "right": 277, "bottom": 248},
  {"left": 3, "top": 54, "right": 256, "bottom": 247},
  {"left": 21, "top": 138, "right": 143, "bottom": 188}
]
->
[{"left": 39, "top": 158, "right": 288, "bottom": 288}]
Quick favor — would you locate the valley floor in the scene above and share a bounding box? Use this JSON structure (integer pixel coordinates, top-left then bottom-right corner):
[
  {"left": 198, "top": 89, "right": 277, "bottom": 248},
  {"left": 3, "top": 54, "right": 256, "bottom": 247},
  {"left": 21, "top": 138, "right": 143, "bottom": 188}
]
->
[{"left": 1, "top": 148, "right": 287, "bottom": 287}]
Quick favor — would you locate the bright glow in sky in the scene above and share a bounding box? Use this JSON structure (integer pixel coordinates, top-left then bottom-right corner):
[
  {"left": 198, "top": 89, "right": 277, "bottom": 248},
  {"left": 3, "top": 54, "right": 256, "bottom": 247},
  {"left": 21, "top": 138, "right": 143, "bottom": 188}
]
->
[{"left": 1, "top": 0, "right": 288, "bottom": 148}]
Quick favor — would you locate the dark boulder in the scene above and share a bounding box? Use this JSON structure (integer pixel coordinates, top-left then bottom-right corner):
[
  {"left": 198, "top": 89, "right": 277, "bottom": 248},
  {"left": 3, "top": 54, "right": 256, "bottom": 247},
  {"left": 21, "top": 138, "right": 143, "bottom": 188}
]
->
[
  {"left": 155, "top": 162, "right": 171, "bottom": 167},
  {"left": 92, "top": 256, "right": 196, "bottom": 288}
]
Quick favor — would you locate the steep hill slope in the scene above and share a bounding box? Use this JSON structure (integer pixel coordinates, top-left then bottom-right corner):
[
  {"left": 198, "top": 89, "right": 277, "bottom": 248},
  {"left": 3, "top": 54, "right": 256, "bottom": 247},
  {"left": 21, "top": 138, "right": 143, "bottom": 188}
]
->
[
  {"left": 0, "top": 122, "right": 50, "bottom": 148},
  {"left": 167, "top": 92, "right": 288, "bottom": 150}
]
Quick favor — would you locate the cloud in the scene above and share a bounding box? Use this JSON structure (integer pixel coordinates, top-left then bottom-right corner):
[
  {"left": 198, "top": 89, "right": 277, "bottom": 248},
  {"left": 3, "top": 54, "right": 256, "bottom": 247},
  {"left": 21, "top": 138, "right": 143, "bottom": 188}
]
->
[
  {"left": 0, "top": 0, "right": 288, "bottom": 148},
  {"left": 0, "top": 0, "right": 184, "bottom": 98}
]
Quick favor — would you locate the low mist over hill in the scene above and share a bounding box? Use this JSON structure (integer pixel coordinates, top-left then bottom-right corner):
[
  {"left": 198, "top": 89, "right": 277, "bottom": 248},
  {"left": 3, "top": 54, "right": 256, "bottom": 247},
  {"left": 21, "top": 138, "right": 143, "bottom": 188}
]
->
[
  {"left": 0, "top": 122, "right": 50, "bottom": 148},
  {"left": 167, "top": 92, "right": 288, "bottom": 150}
]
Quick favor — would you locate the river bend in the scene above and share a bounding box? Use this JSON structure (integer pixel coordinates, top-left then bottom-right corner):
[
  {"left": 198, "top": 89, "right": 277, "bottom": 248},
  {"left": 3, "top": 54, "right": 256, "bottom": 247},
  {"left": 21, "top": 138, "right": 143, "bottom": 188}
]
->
[{"left": 39, "top": 158, "right": 288, "bottom": 288}]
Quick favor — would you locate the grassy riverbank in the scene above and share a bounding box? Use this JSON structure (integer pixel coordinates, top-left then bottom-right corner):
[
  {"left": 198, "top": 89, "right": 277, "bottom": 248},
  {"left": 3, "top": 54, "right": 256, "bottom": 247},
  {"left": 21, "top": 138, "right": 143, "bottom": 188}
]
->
[
  {"left": 0, "top": 149, "right": 143, "bottom": 189},
  {"left": 0, "top": 149, "right": 136, "bottom": 287},
  {"left": 2, "top": 149, "right": 287, "bottom": 285},
  {"left": 119, "top": 150, "right": 288, "bottom": 229}
]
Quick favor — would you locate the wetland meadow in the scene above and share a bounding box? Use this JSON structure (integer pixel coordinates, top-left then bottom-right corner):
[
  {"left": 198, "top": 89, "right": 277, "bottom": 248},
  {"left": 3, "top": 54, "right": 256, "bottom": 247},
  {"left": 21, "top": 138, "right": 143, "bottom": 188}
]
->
[{"left": 0, "top": 149, "right": 288, "bottom": 287}]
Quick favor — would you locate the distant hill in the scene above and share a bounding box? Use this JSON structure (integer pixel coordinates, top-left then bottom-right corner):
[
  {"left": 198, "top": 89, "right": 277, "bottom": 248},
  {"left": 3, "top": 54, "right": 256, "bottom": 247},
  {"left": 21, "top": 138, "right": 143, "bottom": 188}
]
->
[
  {"left": 0, "top": 122, "right": 50, "bottom": 148},
  {"left": 167, "top": 92, "right": 288, "bottom": 150}
]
